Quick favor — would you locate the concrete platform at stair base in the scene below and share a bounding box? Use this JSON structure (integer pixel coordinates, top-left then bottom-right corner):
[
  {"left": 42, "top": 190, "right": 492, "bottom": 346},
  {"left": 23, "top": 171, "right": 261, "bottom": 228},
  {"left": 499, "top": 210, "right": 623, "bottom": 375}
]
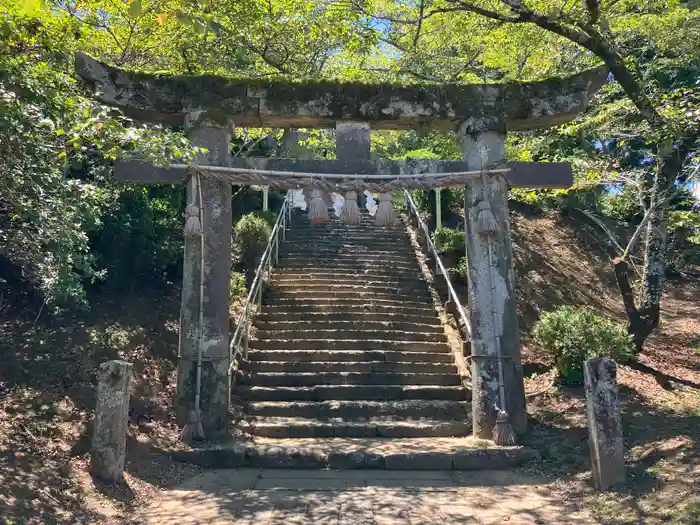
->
[{"left": 169, "top": 437, "right": 537, "bottom": 470}]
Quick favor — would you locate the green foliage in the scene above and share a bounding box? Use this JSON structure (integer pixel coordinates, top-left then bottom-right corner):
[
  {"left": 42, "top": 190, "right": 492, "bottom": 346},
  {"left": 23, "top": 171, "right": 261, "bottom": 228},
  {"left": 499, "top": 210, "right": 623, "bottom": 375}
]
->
[
  {"left": 533, "top": 306, "right": 634, "bottom": 385},
  {"left": 434, "top": 227, "right": 465, "bottom": 258},
  {"left": 233, "top": 213, "right": 272, "bottom": 278},
  {"left": 0, "top": 5, "right": 198, "bottom": 311},
  {"left": 229, "top": 270, "right": 247, "bottom": 301},
  {"left": 597, "top": 188, "right": 644, "bottom": 222},
  {"left": 667, "top": 209, "right": 700, "bottom": 273},
  {"left": 455, "top": 256, "right": 468, "bottom": 279},
  {"left": 90, "top": 185, "right": 185, "bottom": 289}
]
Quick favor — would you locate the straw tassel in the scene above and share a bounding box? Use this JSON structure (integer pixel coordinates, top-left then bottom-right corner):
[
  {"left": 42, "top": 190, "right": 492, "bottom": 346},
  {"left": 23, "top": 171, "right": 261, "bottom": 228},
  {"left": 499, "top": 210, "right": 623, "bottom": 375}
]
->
[
  {"left": 375, "top": 192, "right": 395, "bottom": 226},
  {"left": 308, "top": 188, "right": 329, "bottom": 223},
  {"left": 476, "top": 200, "right": 498, "bottom": 235},
  {"left": 340, "top": 191, "right": 361, "bottom": 225}
]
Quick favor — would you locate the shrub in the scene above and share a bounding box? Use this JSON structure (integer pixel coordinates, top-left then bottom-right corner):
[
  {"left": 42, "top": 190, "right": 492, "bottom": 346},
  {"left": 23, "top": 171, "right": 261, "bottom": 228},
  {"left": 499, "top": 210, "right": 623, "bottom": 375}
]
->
[
  {"left": 532, "top": 306, "right": 634, "bottom": 384},
  {"left": 233, "top": 213, "right": 272, "bottom": 279},
  {"left": 434, "top": 227, "right": 465, "bottom": 257},
  {"left": 455, "top": 256, "right": 468, "bottom": 279},
  {"left": 230, "top": 271, "right": 247, "bottom": 302}
]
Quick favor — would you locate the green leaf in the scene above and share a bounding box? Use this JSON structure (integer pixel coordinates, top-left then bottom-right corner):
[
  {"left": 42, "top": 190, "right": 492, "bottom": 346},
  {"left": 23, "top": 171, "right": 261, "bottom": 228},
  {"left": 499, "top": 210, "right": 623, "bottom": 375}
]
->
[{"left": 128, "top": 0, "right": 142, "bottom": 18}]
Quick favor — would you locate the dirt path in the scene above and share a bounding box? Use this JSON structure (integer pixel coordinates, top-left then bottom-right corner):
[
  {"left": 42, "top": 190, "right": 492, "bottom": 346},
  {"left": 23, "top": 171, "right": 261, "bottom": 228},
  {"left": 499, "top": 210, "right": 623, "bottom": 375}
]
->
[{"left": 135, "top": 468, "right": 594, "bottom": 525}]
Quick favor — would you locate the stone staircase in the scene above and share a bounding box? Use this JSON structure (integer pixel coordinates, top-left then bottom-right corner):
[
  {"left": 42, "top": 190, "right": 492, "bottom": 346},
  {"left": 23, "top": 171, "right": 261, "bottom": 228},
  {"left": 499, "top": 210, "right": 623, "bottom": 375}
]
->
[{"left": 235, "top": 209, "right": 471, "bottom": 439}]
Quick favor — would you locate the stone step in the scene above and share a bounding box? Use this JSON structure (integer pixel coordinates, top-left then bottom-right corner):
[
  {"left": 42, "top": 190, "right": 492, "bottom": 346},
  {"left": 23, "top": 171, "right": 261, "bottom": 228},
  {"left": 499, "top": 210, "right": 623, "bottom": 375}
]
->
[
  {"left": 241, "top": 371, "right": 461, "bottom": 387},
  {"left": 238, "top": 417, "right": 470, "bottom": 438},
  {"left": 244, "top": 360, "right": 457, "bottom": 374},
  {"left": 254, "top": 320, "right": 443, "bottom": 333},
  {"left": 254, "top": 330, "right": 446, "bottom": 343},
  {"left": 247, "top": 350, "right": 454, "bottom": 364},
  {"left": 287, "top": 222, "right": 402, "bottom": 228},
  {"left": 282, "top": 241, "right": 412, "bottom": 249},
  {"left": 249, "top": 339, "right": 450, "bottom": 352},
  {"left": 171, "top": 437, "right": 535, "bottom": 470},
  {"left": 256, "top": 299, "right": 437, "bottom": 322},
  {"left": 256, "top": 312, "right": 440, "bottom": 325},
  {"left": 274, "top": 269, "right": 424, "bottom": 279},
  {"left": 271, "top": 283, "right": 429, "bottom": 295},
  {"left": 272, "top": 276, "right": 427, "bottom": 287},
  {"left": 236, "top": 384, "right": 468, "bottom": 401},
  {"left": 267, "top": 290, "right": 431, "bottom": 301},
  {"left": 284, "top": 239, "right": 410, "bottom": 248},
  {"left": 281, "top": 248, "right": 415, "bottom": 257},
  {"left": 246, "top": 400, "right": 470, "bottom": 420},
  {"left": 262, "top": 298, "right": 434, "bottom": 310},
  {"left": 281, "top": 254, "right": 416, "bottom": 264}
]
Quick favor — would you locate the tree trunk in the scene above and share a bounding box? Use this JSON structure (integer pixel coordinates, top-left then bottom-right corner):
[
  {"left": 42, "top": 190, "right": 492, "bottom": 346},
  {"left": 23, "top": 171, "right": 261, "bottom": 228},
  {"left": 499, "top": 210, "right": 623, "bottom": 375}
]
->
[{"left": 613, "top": 145, "right": 688, "bottom": 352}]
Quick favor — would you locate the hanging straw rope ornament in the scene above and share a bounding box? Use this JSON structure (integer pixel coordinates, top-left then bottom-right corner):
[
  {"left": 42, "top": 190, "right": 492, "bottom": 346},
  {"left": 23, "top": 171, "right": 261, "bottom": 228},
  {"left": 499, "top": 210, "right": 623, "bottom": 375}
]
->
[
  {"left": 308, "top": 188, "right": 329, "bottom": 223},
  {"left": 340, "top": 190, "right": 361, "bottom": 225},
  {"left": 183, "top": 174, "right": 203, "bottom": 238},
  {"left": 476, "top": 199, "right": 499, "bottom": 234},
  {"left": 375, "top": 192, "right": 395, "bottom": 226}
]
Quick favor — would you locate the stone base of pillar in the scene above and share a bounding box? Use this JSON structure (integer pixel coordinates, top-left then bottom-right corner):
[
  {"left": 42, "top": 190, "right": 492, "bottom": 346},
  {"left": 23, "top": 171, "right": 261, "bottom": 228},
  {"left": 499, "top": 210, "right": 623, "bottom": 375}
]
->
[{"left": 176, "top": 358, "right": 230, "bottom": 437}]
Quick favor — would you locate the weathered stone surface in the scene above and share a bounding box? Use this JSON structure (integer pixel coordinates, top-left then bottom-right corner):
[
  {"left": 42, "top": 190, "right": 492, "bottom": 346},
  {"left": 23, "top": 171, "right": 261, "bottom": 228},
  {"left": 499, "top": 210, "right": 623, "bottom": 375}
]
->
[
  {"left": 90, "top": 360, "right": 132, "bottom": 484},
  {"left": 170, "top": 444, "right": 248, "bottom": 468},
  {"left": 336, "top": 122, "right": 371, "bottom": 161},
  {"left": 327, "top": 450, "right": 385, "bottom": 469},
  {"left": 450, "top": 448, "right": 537, "bottom": 470},
  {"left": 247, "top": 445, "right": 328, "bottom": 468},
  {"left": 460, "top": 129, "right": 527, "bottom": 439},
  {"left": 176, "top": 114, "right": 232, "bottom": 435},
  {"left": 384, "top": 452, "right": 453, "bottom": 470},
  {"left": 75, "top": 52, "right": 607, "bottom": 131},
  {"left": 584, "top": 357, "right": 625, "bottom": 490}
]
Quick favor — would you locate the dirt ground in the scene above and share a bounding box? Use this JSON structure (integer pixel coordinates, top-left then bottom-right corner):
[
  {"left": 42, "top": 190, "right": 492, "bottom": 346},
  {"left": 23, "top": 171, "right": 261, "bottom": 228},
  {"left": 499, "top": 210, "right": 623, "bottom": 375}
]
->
[{"left": 1, "top": 209, "right": 699, "bottom": 524}]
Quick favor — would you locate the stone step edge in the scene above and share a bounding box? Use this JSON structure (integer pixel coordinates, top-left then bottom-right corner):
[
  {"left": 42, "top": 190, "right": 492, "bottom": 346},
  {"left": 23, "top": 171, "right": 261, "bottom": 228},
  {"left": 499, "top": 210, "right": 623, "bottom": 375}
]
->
[{"left": 170, "top": 443, "right": 537, "bottom": 470}]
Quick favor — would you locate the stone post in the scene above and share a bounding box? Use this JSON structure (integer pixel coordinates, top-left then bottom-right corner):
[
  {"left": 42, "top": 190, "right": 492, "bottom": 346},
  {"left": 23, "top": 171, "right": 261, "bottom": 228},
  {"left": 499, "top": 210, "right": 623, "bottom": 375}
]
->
[
  {"left": 336, "top": 122, "right": 371, "bottom": 207},
  {"left": 459, "top": 122, "right": 527, "bottom": 438},
  {"left": 176, "top": 112, "right": 233, "bottom": 436},
  {"left": 585, "top": 357, "right": 625, "bottom": 490},
  {"left": 91, "top": 360, "right": 132, "bottom": 484}
]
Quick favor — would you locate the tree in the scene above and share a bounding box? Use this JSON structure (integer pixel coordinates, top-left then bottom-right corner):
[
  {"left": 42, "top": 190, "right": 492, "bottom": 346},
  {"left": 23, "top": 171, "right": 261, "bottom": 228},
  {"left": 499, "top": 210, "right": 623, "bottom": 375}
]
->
[
  {"left": 347, "top": 0, "right": 700, "bottom": 351},
  {"left": 0, "top": 2, "right": 198, "bottom": 310}
]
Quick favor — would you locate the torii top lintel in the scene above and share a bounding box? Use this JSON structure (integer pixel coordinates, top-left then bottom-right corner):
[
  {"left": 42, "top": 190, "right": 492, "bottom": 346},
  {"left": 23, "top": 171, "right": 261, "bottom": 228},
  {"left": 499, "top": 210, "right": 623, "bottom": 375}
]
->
[{"left": 75, "top": 52, "right": 607, "bottom": 131}]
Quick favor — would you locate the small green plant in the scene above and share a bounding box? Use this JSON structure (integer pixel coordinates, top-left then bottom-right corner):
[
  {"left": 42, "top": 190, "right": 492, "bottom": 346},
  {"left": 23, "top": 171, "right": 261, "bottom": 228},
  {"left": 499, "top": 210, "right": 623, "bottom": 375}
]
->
[
  {"left": 455, "top": 256, "right": 468, "bottom": 279},
  {"left": 533, "top": 305, "right": 634, "bottom": 385},
  {"left": 434, "top": 227, "right": 465, "bottom": 257},
  {"left": 233, "top": 213, "right": 272, "bottom": 279},
  {"left": 230, "top": 271, "right": 247, "bottom": 301}
]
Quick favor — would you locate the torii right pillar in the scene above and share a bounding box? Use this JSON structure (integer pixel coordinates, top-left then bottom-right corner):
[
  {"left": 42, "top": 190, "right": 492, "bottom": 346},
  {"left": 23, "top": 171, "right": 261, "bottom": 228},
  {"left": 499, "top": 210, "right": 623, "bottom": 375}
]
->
[{"left": 459, "top": 121, "right": 527, "bottom": 438}]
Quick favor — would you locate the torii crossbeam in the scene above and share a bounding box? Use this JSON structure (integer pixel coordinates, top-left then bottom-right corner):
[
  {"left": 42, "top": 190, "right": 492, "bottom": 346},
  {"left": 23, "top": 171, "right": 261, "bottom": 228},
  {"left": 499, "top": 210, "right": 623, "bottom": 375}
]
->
[{"left": 76, "top": 52, "right": 607, "bottom": 440}]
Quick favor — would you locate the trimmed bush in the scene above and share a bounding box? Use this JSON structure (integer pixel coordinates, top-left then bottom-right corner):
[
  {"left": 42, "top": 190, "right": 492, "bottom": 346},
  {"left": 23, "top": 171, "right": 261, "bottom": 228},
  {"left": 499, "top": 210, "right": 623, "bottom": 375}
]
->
[
  {"left": 434, "top": 227, "right": 465, "bottom": 257},
  {"left": 532, "top": 306, "right": 633, "bottom": 384},
  {"left": 233, "top": 213, "right": 272, "bottom": 279}
]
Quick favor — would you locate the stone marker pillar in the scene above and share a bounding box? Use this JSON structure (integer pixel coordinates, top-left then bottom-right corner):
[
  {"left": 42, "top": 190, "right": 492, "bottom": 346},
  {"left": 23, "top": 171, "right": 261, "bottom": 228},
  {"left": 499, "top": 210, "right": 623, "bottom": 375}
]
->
[
  {"left": 176, "top": 112, "right": 233, "bottom": 436},
  {"left": 459, "top": 122, "right": 527, "bottom": 438},
  {"left": 91, "top": 360, "right": 132, "bottom": 484},
  {"left": 336, "top": 122, "right": 371, "bottom": 207},
  {"left": 585, "top": 357, "right": 625, "bottom": 490}
]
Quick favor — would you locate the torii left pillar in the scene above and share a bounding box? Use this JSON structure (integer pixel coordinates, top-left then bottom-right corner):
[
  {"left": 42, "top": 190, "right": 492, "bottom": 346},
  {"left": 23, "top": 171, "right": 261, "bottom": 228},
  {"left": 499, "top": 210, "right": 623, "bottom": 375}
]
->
[{"left": 176, "top": 112, "right": 233, "bottom": 436}]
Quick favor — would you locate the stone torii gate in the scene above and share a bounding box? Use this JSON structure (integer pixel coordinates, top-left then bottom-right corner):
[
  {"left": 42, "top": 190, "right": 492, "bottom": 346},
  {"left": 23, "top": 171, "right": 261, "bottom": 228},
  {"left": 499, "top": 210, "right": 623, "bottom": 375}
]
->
[{"left": 76, "top": 52, "right": 607, "bottom": 439}]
